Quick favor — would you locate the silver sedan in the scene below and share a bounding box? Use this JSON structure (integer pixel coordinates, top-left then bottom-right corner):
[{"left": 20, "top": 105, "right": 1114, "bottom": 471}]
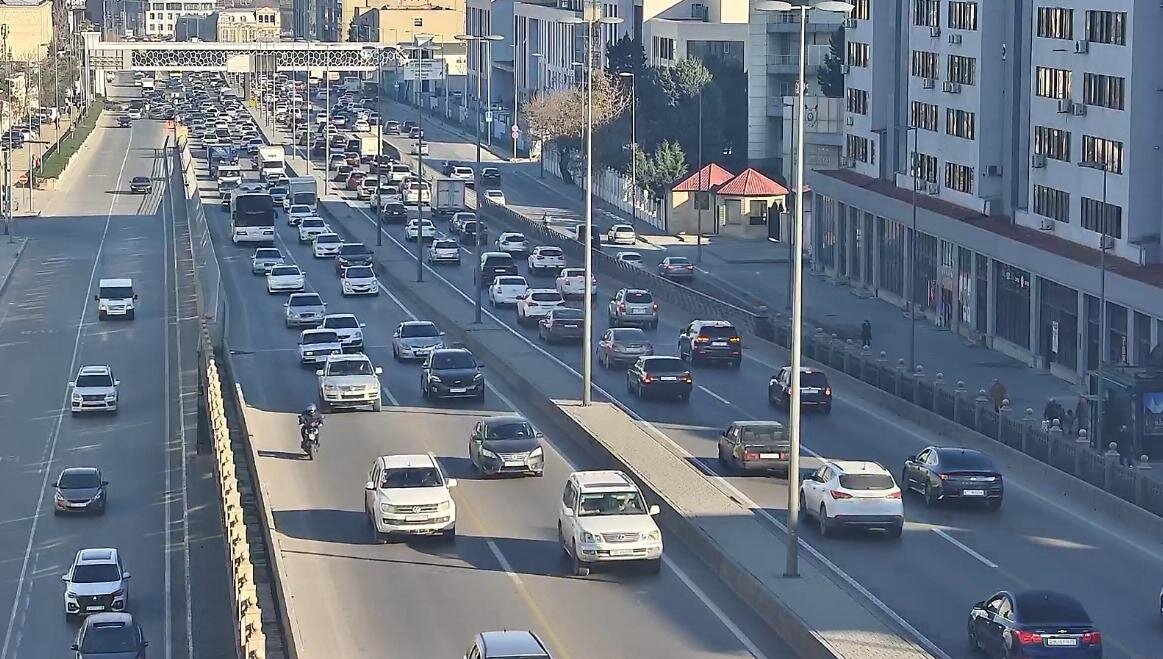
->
[{"left": 391, "top": 320, "right": 445, "bottom": 361}]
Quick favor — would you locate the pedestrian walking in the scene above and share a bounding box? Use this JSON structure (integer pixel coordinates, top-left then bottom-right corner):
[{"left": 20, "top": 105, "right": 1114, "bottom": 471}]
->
[
  {"left": 860, "top": 319, "right": 872, "bottom": 349},
  {"left": 989, "top": 378, "right": 1007, "bottom": 412}
]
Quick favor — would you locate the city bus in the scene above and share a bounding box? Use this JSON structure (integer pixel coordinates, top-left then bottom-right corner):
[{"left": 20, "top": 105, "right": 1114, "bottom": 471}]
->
[{"left": 230, "top": 192, "right": 275, "bottom": 244}]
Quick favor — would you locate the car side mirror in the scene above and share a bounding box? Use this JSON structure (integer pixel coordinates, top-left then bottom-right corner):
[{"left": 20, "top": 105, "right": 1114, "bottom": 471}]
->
[
  {"left": 133, "top": 294, "right": 139, "bottom": 300},
  {"left": 446, "top": 478, "right": 458, "bottom": 488},
  {"left": 374, "top": 367, "right": 383, "bottom": 375},
  {"left": 562, "top": 508, "right": 574, "bottom": 517},
  {"left": 52, "top": 481, "right": 59, "bottom": 487},
  {"left": 365, "top": 481, "right": 375, "bottom": 490},
  {"left": 477, "top": 364, "right": 485, "bottom": 369},
  {"left": 71, "top": 644, "right": 79, "bottom": 651},
  {"left": 68, "top": 381, "right": 75, "bottom": 388},
  {"left": 315, "top": 370, "right": 323, "bottom": 376},
  {"left": 648, "top": 505, "right": 661, "bottom": 516},
  {"left": 93, "top": 295, "right": 99, "bottom": 301},
  {"left": 102, "top": 481, "right": 109, "bottom": 486},
  {"left": 122, "top": 572, "right": 132, "bottom": 580},
  {"left": 143, "top": 641, "right": 150, "bottom": 648},
  {"left": 973, "top": 600, "right": 985, "bottom": 609},
  {"left": 114, "top": 380, "right": 121, "bottom": 386}
]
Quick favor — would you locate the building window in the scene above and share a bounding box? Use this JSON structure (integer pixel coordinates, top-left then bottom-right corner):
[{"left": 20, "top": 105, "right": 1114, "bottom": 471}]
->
[
  {"left": 1108, "top": 303, "right": 1128, "bottom": 364},
  {"left": 994, "top": 262, "right": 1032, "bottom": 349},
  {"left": 913, "top": 152, "right": 938, "bottom": 183},
  {"left": 846, "top": 135, "right": 870, "bottom": 162},
  {"left": 1082, "top": 73, "right": 1125, "bottom": 110},
  {"left": 1134, "top": 312, "right": 1153, "bottom": 366},
  {"left": 1033, "top": 184, "right": 1070, "bottom": 223},
  {"left": 910, "top": 50, "right": 939, "bottom": 79},
  {"left": 1039, "top": 277, "right": 1079, "bottom": 370},
  {"left": 877, "top": 217, "right": 905, "bottom": 297},
  {"left": 910, "top": 101, "right": 938, "bottom": 131},
  {"left": 912, "top": 232, "right": 939, "bottom": 311},
  {"left": 850, "top": 0, "right": 869, "bottom": 20},
  {"left": 1036, "top": 6, "right": 1073, "bottom": 39},
  {"left": 947, "top": 55, "right": 976, "bottom": 85},
  {"left": 1081, "top": 196, "right": 1122, "bottom": 238},
  {"left": 1033, "top": 126, "right": 1071, "bottom": 161},
  {"left": 975, "top": 254, "right": 989, "bottom": 334},
  {"left": 945, "top": 108, "right": 975, "bottom": 140},
  {"left": 944, "top": 162, "right": 974, "bottom": 194},
  {"left": 1035, "top": 66, "right": 1071, "bottom": 99},
  {"left": 846, "top": 88, "right": 868, "bottom": 115},
  {"left": 1085, "top": 10, "right": 1126, "bottom": 45},
  {"left": 947, "top": 1, "right": 977, "bottom": 30},
  {"left": 846, "top": 41, "right": 870, "bottom": 67},
  {"left": 913, "top": 0, "right": 939, "bottom": 27},
  {"left": 1081, "top": 135, "right": 1124, "bottom": 175}
]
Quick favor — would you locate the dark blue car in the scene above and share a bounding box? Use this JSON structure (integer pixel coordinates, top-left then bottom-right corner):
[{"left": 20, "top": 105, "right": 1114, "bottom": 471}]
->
[{"left": 968, "top": 590, "right": 1101, "bottom": 658}]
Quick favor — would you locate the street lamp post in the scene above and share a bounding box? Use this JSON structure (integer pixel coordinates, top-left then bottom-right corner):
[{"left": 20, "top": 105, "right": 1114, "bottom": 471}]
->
[
  {"left": 455, "top": 32, "right": 503, "bottom": 323},
  {"left": 413, "top": 35, "right": 433, "bottom": 282},
  {"left": 904, "top": 125, "right": 918, "bottom": 371},
  {"left": 755, "top": 0, "right": 854, "bottom": 579},
  {"left": 565, "top": 3, "right": 622, "bottom": 406},
  {"left": 696, "top": 89, "right": 703, "bottom": 263},
  {"left": 1080, "top": 159, "right": 1110, "bottom": 449},
  {"left": 618, "top": 70, "right": 637, "bottom": 232}
]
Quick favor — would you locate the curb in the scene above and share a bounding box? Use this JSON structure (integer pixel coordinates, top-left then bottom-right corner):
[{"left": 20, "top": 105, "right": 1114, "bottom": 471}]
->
[{"left": 0, "top": 237, "right": 28, "bottom": 301}]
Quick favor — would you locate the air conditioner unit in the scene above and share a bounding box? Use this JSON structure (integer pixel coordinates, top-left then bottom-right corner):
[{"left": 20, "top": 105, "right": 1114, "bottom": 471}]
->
[
  {"left": 1072, "top": 103, "right": 1087, "bottom": 116},
  {"left": 842, "top": 17, "right": 857, "bottom": 29},
  {"left": 985, "top": 165, "right": 1002, "bottom": 177},
  {"left": 1032, "top": 153, "right": 1047, "bottom": 168},
  {"left": 943, "top": 81, "right": 962, "bottom": 94},
  {"left": 929, "top": 26, "right": 941, "bottom": 37},
  {"left": 840, "top": 64, "right": 851, "bottom": 74},
  {"left": 948, "top": 34, "right": 962, "bottom": 45},
  {"left": 845, "top": 116, "right": 854, "bottom": 126},
  {"left": 1056, "top": 98, "right": 1073, "bottom": 113},
  {"left": 922, "top": 77, "right": 935, "bottom": 89},
  {"left": 1100, "top": 235, "right": 1115, "bottom": 250},
  {"left": 1074, "top": 39, "right": 1089, "bottom": 54},
  {"left": 1039, "top": 218, "right": 1056, "bottom": 231},
  {"left": 926, "top": 182, "right": 940, "bottom": 195}
]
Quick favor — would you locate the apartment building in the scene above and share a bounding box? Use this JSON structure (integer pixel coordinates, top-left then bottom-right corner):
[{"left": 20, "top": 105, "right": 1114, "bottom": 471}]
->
[
  {"left": 214, "top": 6, "right": 281, "bottom": 40},
  {"left": 0, "top": 0, "right": 53, "bottom": 59},
  {"left": 639, "top": 0, "right": 746, "bottom": 69},
  {"left": 806, "top": 0, "right": 1163, "bottom": 383},
  {"left": 145, "top": 0, "right": 217, "bottom": 39}
]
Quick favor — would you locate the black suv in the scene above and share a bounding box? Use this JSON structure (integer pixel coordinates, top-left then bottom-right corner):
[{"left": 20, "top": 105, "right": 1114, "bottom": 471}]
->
[
  {"left": 477, "top": 253, "right": 517, "bottom": 287},
  {"left": 481, "top": 167, "right": 502, "bottom": 186},
  {"left": 678, "top": 320, "right": 742, "bottom": 367},
  {"left": 768, "top": 366, "right": 832, "bottom": 413},
  {"left": 334, "top": 242, "right": 374, "bottom": 274},
  {"left": 381, "top": 203, "right": 408, "bottom": 223},
  {"left": 421, "top": 348, "right": 485, "bottom": 401},
  {"left": 460, "top": 221, "right": 487, "bottom": 245}
]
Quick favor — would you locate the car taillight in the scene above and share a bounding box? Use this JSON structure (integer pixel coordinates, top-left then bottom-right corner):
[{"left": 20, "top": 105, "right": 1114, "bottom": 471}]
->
[
  {"left": 729, "top": 336, "right": 741, "bottom": 343},
  {"left": 886, "top": 490, "right": 902, "bottom": 499},
  {"left": 618, "top": 302, "right": 626, "bottom": 311},
  {"left": 643, "top": 375, "right": 653, "bottom": 383},
  {"left": 1013, "top": 630, "right": 1042, "bottom": 646},
  {"left": 824, "top": 387, "right": 832, "bottom": 395},
  {"left": 610, "top": 342, "right": 622, "bottom": 350},
  {"left": 685, "top": 265, "right": 694, "bottom": 270},
  {"left": 743, "top": 452, "right": 759, "bottom": 461},
  {"left": 938, "top": 473, "right": 948, "bottom": 480},
  {"left": 1082, "top": 631, "right": 1101, "bottom": 645},
  {"left": 652, "top": 303, "right": 659, "bottom": 310},
  {"left": 694, "top": 336, "right": 710, "bottom": 344},
  {"left": 829, "top": 490, "right": 852, "bottom": 500},
  {"left": 681, "top": 374, "right": 692, "bottom": 383}
]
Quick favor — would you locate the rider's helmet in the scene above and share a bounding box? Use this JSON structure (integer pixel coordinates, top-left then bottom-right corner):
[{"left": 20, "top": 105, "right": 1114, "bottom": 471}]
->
[{"left": 306, "top": 403, "right": 317, "bottom": 416}]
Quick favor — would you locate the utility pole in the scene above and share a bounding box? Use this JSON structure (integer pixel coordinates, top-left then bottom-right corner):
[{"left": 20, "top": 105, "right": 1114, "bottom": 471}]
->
[{"left": 414, "top": 36, "right": 427, "bottom": 283}]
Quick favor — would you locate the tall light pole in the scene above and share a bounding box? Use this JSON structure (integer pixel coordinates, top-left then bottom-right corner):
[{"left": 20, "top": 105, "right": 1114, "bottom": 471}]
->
[
  {"left": 695, "top": 89, "right": 704, "bottom": 263},
  {"left": 565, "top": 3, "right": 622, "bottom": 406},
  {"left": 1081, "top": 159, "right": 1110, "bottom": 449},
  {"left": 618, "top": 70, "right": 637, "bottom": 231},
  {"left": 756, "top": 0, "right": 853, "bottom": 579},
  {"left": 455, "top": 31, "right": 503, "bottom": 323},
  {"left": 412, "top": 34, "right": 433, "bottom": 282},
  {"left": 905, "top": 125, "right": 918, "bottom": 371}
]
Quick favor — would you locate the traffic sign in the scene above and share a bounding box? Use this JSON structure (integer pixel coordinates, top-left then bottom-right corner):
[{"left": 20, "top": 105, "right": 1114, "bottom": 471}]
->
[
  {"left": 485, "top": 110, "right": 493, "bottom": 124},
  {"left": 510, "top": 125, "right": 520, "bottom": 139}
]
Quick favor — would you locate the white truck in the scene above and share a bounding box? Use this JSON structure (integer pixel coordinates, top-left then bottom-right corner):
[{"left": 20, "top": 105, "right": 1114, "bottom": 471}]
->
[
  {"left": 258, "top": 146, "right": 285, "bottom": 181},
  {"left": 432, "top": 179, "right": 468, "bottom": 219},
  {"left": 287, "top": 176, "right": 317, "bottom": 211},
  {"left": 358, "top": 135, "right": 381, "bottom": 160}
]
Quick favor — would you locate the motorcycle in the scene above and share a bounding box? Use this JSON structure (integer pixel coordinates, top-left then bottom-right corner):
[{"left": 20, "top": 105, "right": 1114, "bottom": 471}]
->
[{"left": 300, "top": 421, "right": 321, "bottom": 459}]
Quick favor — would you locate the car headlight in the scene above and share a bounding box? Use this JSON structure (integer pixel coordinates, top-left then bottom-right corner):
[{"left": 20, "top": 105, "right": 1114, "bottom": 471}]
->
[
  {"left": 65, "top": 591, "right": 77, "bottom": 600},
  {"left": 381, "top": 503, "right": 403, "bottom": 514},
  {"left": 473, "top": 373, "right": 484, "bottom": 381},
  {"left": 479, "top": 448, "right": 498, "bottom": 459},
  {"left": 644, "top": 530, "right": 661, "bottom": 542},
  {"left": 529, "top": 446, "right": 543, "bottom": 459},
  {"left": 436, "top": 500, "right": 450, "bottom": 511},
  {"left": 322, "top": 384, "right": 339, "bottom": 393},
  {"left": 105, "top": 393, "right": 117, "bottom": 400},
  {"left": 428, "top": 375, "right": 442, "bottom": 383},
  {"left": 55, "top": 492, "right": 65, "bottom": 501},
  {"left": 581, "top": 531, "right": 598, "bottom": 544},
  {"left": 769, "top": 378, "right": 778, "bottom": 387},
  {"left": 112, "top": 588, "right": 126, "bottom": 597},
  {"left": 72, "top": 393, "right": 82, "bottom": 402}
]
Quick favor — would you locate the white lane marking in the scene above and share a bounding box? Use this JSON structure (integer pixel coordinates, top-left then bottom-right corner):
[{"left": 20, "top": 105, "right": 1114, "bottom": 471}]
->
[
  {"left": 932, "top": 528, "right": 998, "bottom": 569},
  {"left": 1, "top": 124, "right": 135, "bottom": 659},
  {"left": 162, "top": 138, "right": 175, "bottom": 659},
  {"left": 698, "top": 385, "right": 733, "bottom": 408}
]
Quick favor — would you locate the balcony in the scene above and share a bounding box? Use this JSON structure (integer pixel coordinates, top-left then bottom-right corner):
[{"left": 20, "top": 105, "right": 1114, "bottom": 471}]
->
[{"left": 764, "top": 44, "right": 828, "bottom": 74}]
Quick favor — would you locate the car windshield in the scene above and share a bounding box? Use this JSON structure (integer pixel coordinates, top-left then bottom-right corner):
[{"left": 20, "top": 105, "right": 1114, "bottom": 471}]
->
[
  {"left": 289, "top": 295, "right": 321, "bottom": 307},
  {"left": 1016, "top": 593, "right": 1090, "bottom": 624},
  {"left": 620, "top": 253, "right": 642, "bottom": 262},
  {"left": 255, "top": 249, "right": 280, "bottom": 259},
  {"left": 940, "top": 451, "right": 995, "bottom": 471},
  {"left": 76, "top": 374, "right": 113, "bottom": 388},
  {"left": 339, "top": 245, "right": 369, "bottom": 256},
  {"left": 270, "top": 266, "right": 299, "bottom": 276},
  {"left": 381, "top": 467, "right": 443, "bottom": 488},
  {"left": 699, "top": 326, "right": 738, "bottom": 339},
  {"left": 739, "top": 426, "right": 787, "bottom": 444},
  {"left": 290, "top": 205, "right": 310, "bottom": 213},
  {"left": 624, "top": 291, "right": 652, "bottom": 303},
  {"left": 800, "top": 372, "right": 829, "bottom": 387},
  {"left": 485, "top": 421, "right": 536, "bottom": 440},
  {"left": 496, "top": 277, "right": 525, "bottom": 286},
  {"left": 644, "top": 358, "right": 685, "bottom": 374},
  {"left": 302, "top": 219, "right": 325, "bottom": 228},
  {"left": 99, "top": 286, "right": 133, "bottom": 299},
  {"left": 400, "top": 323, "right": 439, "bottom": 338},
  {"left": 316, "top": 234, "right": 340, "bottom": 243},
  {"left": 838, "top": 474, "right": 895, "bottom": 491},
  {"left": 484, "top": 256, "right": 513, "bottom": 267},
  {"left": 434, "top": 241, "right": 457, "bottom": 249},
  {"left": 327, "top": 359, "right": 373, "bottom": 376},
  {"left": 302, "top": 332, "right": 339, "bottom": 345},
  {"left": 503, "top": 234, "right": 525, "bottom": 242},
  {"left": 80, "top": 624, "right": 138, "bottom": 652},
  {"left": 538, "top": 248, "right": 562, "bottom": 257},
  {"left": 270, "top": 187, "right": 287, "bottom": 196},
  {"left": 432, "top": 352, "right": 477, "bottom": 369},
  {"left": 530, "top": 292, "right": 561, "bottom": 302},
  {"left": 72, "top": 564, "right": 121, "bottom": 583},
  {"left": 132, "top": 177, "right": 149, "bottom": 184},
  {"left": 609, "top": 329, "right": 647, "bottom": 342},
  {"left": 552, "top": 309, "right": 584, "bottom": 320},
  {"left": 667, "top": 257, "right": 691, "bottom": 266},
  {"left": 344, "top": 266, "right": 374, "bottom": 279},
  {"left": 59, "top": 471, "right": 100, "bottom": 489},
  {"left": 578, "top": 491, "right": 647, "bottom": 516}
]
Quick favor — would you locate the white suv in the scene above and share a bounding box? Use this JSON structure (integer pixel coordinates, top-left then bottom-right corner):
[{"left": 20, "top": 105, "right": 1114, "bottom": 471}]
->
[
  {"left": 364, "top": 453, "right": 457, "bottom": 542},
  {"left": 799, "top": 460, "right": 904, "bottom": 538},
  {"left": 69, "top": 365, "right": 119, "bottom": 414},
  {"left": 62, "top": 548, "right": 131, "bottom": 619},
  {"left": 558, "top": 470, "right": 662, "bottom": 576},
  {"left": 516, "top": 289, "right": 563, "bottom": 326},
  {"left": 316, "top": 352, "right": 383, "bottom": 412}
]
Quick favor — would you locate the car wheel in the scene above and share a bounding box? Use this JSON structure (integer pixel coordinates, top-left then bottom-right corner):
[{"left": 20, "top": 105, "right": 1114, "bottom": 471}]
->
[
  {"left": 679, "top": 391, "right": 691, "bottom": 403},
  {"left": 968, "top": 621, "right": 981, "bottom": 652},
  {"left": 571, "top": 542, "right": 590, "bottom": 577},
  {"left": 731, "top": 358, "right": 742, "bottom": 369},
  {"left": 442, "top": 527, "right": 456, "bottom": 542},
  {"left": 822, "top": 404, "right": 832, "bottom": 415},
  {"left": 557, "top": 523, "right": 569, "bottom": 554},
  {"left": 924, "top": 482, "right": 938, "bottom": 507},
  {"left": 717, "top": 445, "right": 730, "bottom": 471},
  {"left": 649, "top": 319, "right": 658, "bottom": 330},
  {"left": 900, "top": 469, "right": 912, "bottom": 495},
  {"left": 626, "top": 375, "right": 634, "bottom": 394},
  {"left": 392, "top": 345, "right": 401, "bottom": 361},
  {"left": 476, "top": 388, "right": 485, "bottom": 402},
  {"left": 372, "top": 396, "right": 383, "bottom": 412},
  {"left": 98, "top": 310, "right": 107, "bottom": 321},
  {"left": 818, "top": 505, "right": 832, "bottom": 537},
  {"left": 888, "top": 523, "right": 903, "bottom": 539},
  {"left": 421, "top": 383, "right": 429, "bottom": 399}
]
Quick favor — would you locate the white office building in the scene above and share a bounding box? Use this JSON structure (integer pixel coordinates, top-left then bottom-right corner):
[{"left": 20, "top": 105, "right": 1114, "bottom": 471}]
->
[
  {"left": 806, "top": 0, "right": 1163, "bottom": 383},
  {"left": 146, "top": 0, "right": 217, "bottom": 39}
]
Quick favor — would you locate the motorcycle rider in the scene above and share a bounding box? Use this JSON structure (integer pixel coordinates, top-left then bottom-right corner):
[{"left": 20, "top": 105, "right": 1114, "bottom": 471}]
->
[{"left": 298, "top": 404, "right": 323, "bottom": 451}]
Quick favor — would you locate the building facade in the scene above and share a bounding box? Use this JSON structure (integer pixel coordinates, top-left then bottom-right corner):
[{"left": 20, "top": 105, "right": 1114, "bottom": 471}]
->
[
  {"left": 639, "top": 0, "right": 746, "bottom": 69},
  {"left": 214, "top": 6, "right": 281, "bottom": 41},
  {"left": 0, "top": 0, "right": 53, "bottom": 60},
  {"left": 145, "top": 0, "right": 216, "bottom": 40},
  {"left": 807, "top": 0, "right": 1163, "bottom": 383}
]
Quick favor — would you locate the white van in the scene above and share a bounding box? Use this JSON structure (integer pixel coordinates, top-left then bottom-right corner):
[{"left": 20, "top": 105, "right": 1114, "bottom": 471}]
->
[{"left": 95, "top": 278, "right": 137, "bottom": 320}]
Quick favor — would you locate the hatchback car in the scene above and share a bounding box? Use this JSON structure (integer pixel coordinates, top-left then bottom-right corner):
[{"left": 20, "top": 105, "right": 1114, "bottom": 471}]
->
[
  {"left": 312, "top": 232, "right": 343, "bottom": 258},
  {"left": 62, "top": 549, "right": 131, "bottom": 619},
  {"left": 555, "top": 268, "right": 596, "bottom": 298},
  {"left": 251, "top": 247, "right": 284, "bottom": 275},
  {"left": 800, "top": 461, "right": 903, "bottom": 537},
  {"left": 488, "top": 275, "right": 529, "bottom": 307},
  {"left": 658, "top": 255, "right": 695, "bottom": 280},
  {"left": 340, "top": 265, "right": 379, "bottom": 296},
  {"left": 527, "top": 245, "right": 565, "bottom": 276},
  {"left": 404, "top": 218, "right": 436, "bottom": 242},
  {"left": 627, "top": 356, "right": 692, "bottom": 401},
  {"left": 266, "top": 265, "right": 305, "bottom": 294},
  {"left": 70, "top": 365, "right": 119, "bottom": 414},
  {"left": 53, "top": 467, "right": 108, "bottom": 515},
  {"left": 321, "top": 313, "right": 365, "bottom": 351},
  {"left": 298, "top": 329, "right": 343, "bottom": 365},
  {"left": 615, "top": 251, "right": 644, "bottom": 268},
  {"left": 968, "top": 590, "right": 1101, "bottom": 658},
  {"left": 538, "top": 308, "right": 585, "bottom": 344},
  {"left": 421, "top": 348, "right": 486, "bottom": 401},
  {"left": 365, "top": 453, "right": 457, "bottom": 542},
  {"left": 597, "top": 327, "right": 654, "bottom": 368},
  {"left": 516, "top": 289, "right": 564, "bottom": 326},
  {"left": 717, "top": 421, "right": 791, "bottom": 476},
  {"left": 901, "top": 447, "right": 1003, "bottom": 509},
  {"left": 468, "top": 415, "right": 544, "bottom": 477},
  {"left": 72, "top": 613, "right": 148, "bottom": 658},
  {"left": 427, "top": 239, "right": 461, "bottom": 265},
  {"left": 392, "top": 320, "right": 445, "bottom": 361},
  {"left": 608, "top": 288, "right": 658, "bottom": 329},
  {"left": 606, "top": 224, "right": 636, "bottom": 245},
  {"left": 284, "top": 292, "right": 326, "bottom": 328},
  {"left": 768, "top": 366, "right": 831, "bottom": 412},
  {"left": 678, "top": 320, "right": 742, "bottom": 367},
  {"left": 495, "top": 232, "right": 528, "bottom": 254}
]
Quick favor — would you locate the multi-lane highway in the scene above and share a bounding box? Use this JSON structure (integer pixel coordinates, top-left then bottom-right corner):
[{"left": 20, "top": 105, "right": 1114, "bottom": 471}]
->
[
  {"left": 0, "top": 104, "right": 231, "bottom": 657},
  {"left": 192, "top": 136, "right": 795, "bottom": 657},
  {"left": 250, "top": 97, "right": 1163, "bottom": 659}
]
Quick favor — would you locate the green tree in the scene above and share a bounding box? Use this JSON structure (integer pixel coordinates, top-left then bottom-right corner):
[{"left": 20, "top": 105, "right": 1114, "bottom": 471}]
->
[
  {"left": 641, "top": 139, "right": 687, "bottom": 199},
  {"left": 605, "top": 35, "right": 646, "bottom": 75},
  {"left": 818, "top": 27, "right": 846, "bottom": 98}
]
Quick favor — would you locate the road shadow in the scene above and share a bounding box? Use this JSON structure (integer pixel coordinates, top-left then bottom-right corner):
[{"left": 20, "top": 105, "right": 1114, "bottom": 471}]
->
[
  {"left": 273, "top": 508, "right": 374, "bottom": 545},
  {"left": 257, "top": 449, "right": 308, "bottom": 461}
]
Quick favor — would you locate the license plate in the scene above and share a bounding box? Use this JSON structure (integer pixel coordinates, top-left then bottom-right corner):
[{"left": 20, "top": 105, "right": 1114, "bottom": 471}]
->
[
  {"left": 610, "top": 549, "right": 636, "bottom": 557},
  {"left": 962, "top": 489, "right": 986, "bottom": 497},
  {"left": 405, "top": 514, "right": 429, "bottom": 522},
  {"left": 504, "top": 460, "right": 525, "bottom": 467},
  {"left": 1044, "top": 638, "right": 1078, "bottom": 647},
  {"left": 632, "top": 309, "right": 646, "bottom": 314},
  {"left": 86, "top": 606, "right": 104, "bottom": 611},
  {"left": 660, "top": 376, "right": 677, "bottom": 381},
  {"left": 712, "top": 341, "right": 727, "bottom": 346},
  {"left": 449, "top": 387, "right": 467, "bottom": 393},
  {"left": 760, "top": 453, "right": 783, "bottom": 459}
]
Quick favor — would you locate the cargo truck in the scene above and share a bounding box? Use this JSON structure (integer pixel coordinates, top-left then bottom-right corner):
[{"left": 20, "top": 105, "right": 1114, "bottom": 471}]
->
[
  {"left": 432, "top": 179, "right": 468, "bottom": 219},
  {"left": 287, "top": 176, "right": 318, "bottom": 211},
  {"left": 258, "top": 145, "right": 285, "bottom": 181}
]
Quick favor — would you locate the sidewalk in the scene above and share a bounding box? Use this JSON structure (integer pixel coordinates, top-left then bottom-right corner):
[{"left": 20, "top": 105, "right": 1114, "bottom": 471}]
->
[{"left": 0, "top": 237, "right": 27, "bottom": 299}]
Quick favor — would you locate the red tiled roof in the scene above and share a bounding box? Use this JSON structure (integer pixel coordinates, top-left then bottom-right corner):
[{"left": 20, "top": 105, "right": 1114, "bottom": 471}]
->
[
  {"left": 717, "top": 168, "right": 789, "bottom": 197},
  {"left": 672, "top": 164, "right": 734, "bottom": 192}
]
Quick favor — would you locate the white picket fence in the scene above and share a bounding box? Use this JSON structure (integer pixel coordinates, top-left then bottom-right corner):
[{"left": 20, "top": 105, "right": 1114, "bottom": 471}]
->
[{"left": 542, "top": 147, "right": 665, "bottom": 231}]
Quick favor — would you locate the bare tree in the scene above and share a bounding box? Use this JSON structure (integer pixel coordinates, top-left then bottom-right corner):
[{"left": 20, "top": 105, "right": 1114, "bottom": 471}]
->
[{"left": 523, "top": 70, "right": 629, "bottom": 184}]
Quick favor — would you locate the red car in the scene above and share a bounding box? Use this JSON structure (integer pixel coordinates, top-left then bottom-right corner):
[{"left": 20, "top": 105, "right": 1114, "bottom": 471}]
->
[
  {"left": 344, "top": 151, "right": 360, "bottom": 167},
  {"left": 346, "top": 171, "right": 367, "bottom": 191}
]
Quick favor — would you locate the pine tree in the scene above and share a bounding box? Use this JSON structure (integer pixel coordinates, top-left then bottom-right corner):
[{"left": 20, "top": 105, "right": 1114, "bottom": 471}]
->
[{"left": 818, "top": 27, "right": 846, "bottom": 98}]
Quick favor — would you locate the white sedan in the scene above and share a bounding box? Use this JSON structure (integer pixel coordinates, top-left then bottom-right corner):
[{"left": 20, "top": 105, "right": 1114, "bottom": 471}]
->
[
  {"left": 266, "top": 265, "right": 305, "bottom": 294},
  {"left": 482, "top": 189, "right": 506, "bottom": 205},
  {"left": 615, "top": 251, "right": 644, "bottom": 268},
  {"left": 287, "top": 204, "right": 313, "bottom": 226},
  {"left": 516, "top": 289, "right": 564, "bottom": 326},
  {"left": 313, "top": 232, "right": 343, "bottom": 258},
  {"left": 606, "top": 224, "right": 637, "bottom": 245},
  {"left": 404, "top": 218, "right": 436, "bottom": 242},
  {"left": 298, "top": 217, "right": 330, "bottom": 243},
  {"left": 488, "top": 275, "right": 529, "bottom": 307},
  {"left": 555, "top": 268, "right": 596, "bottom": 298},
  {"left": 495, "top": 232, "right": 528, "bottom": 254},
  {"left": 298, "top": 329, "right": 343, "bottom": 365}
]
